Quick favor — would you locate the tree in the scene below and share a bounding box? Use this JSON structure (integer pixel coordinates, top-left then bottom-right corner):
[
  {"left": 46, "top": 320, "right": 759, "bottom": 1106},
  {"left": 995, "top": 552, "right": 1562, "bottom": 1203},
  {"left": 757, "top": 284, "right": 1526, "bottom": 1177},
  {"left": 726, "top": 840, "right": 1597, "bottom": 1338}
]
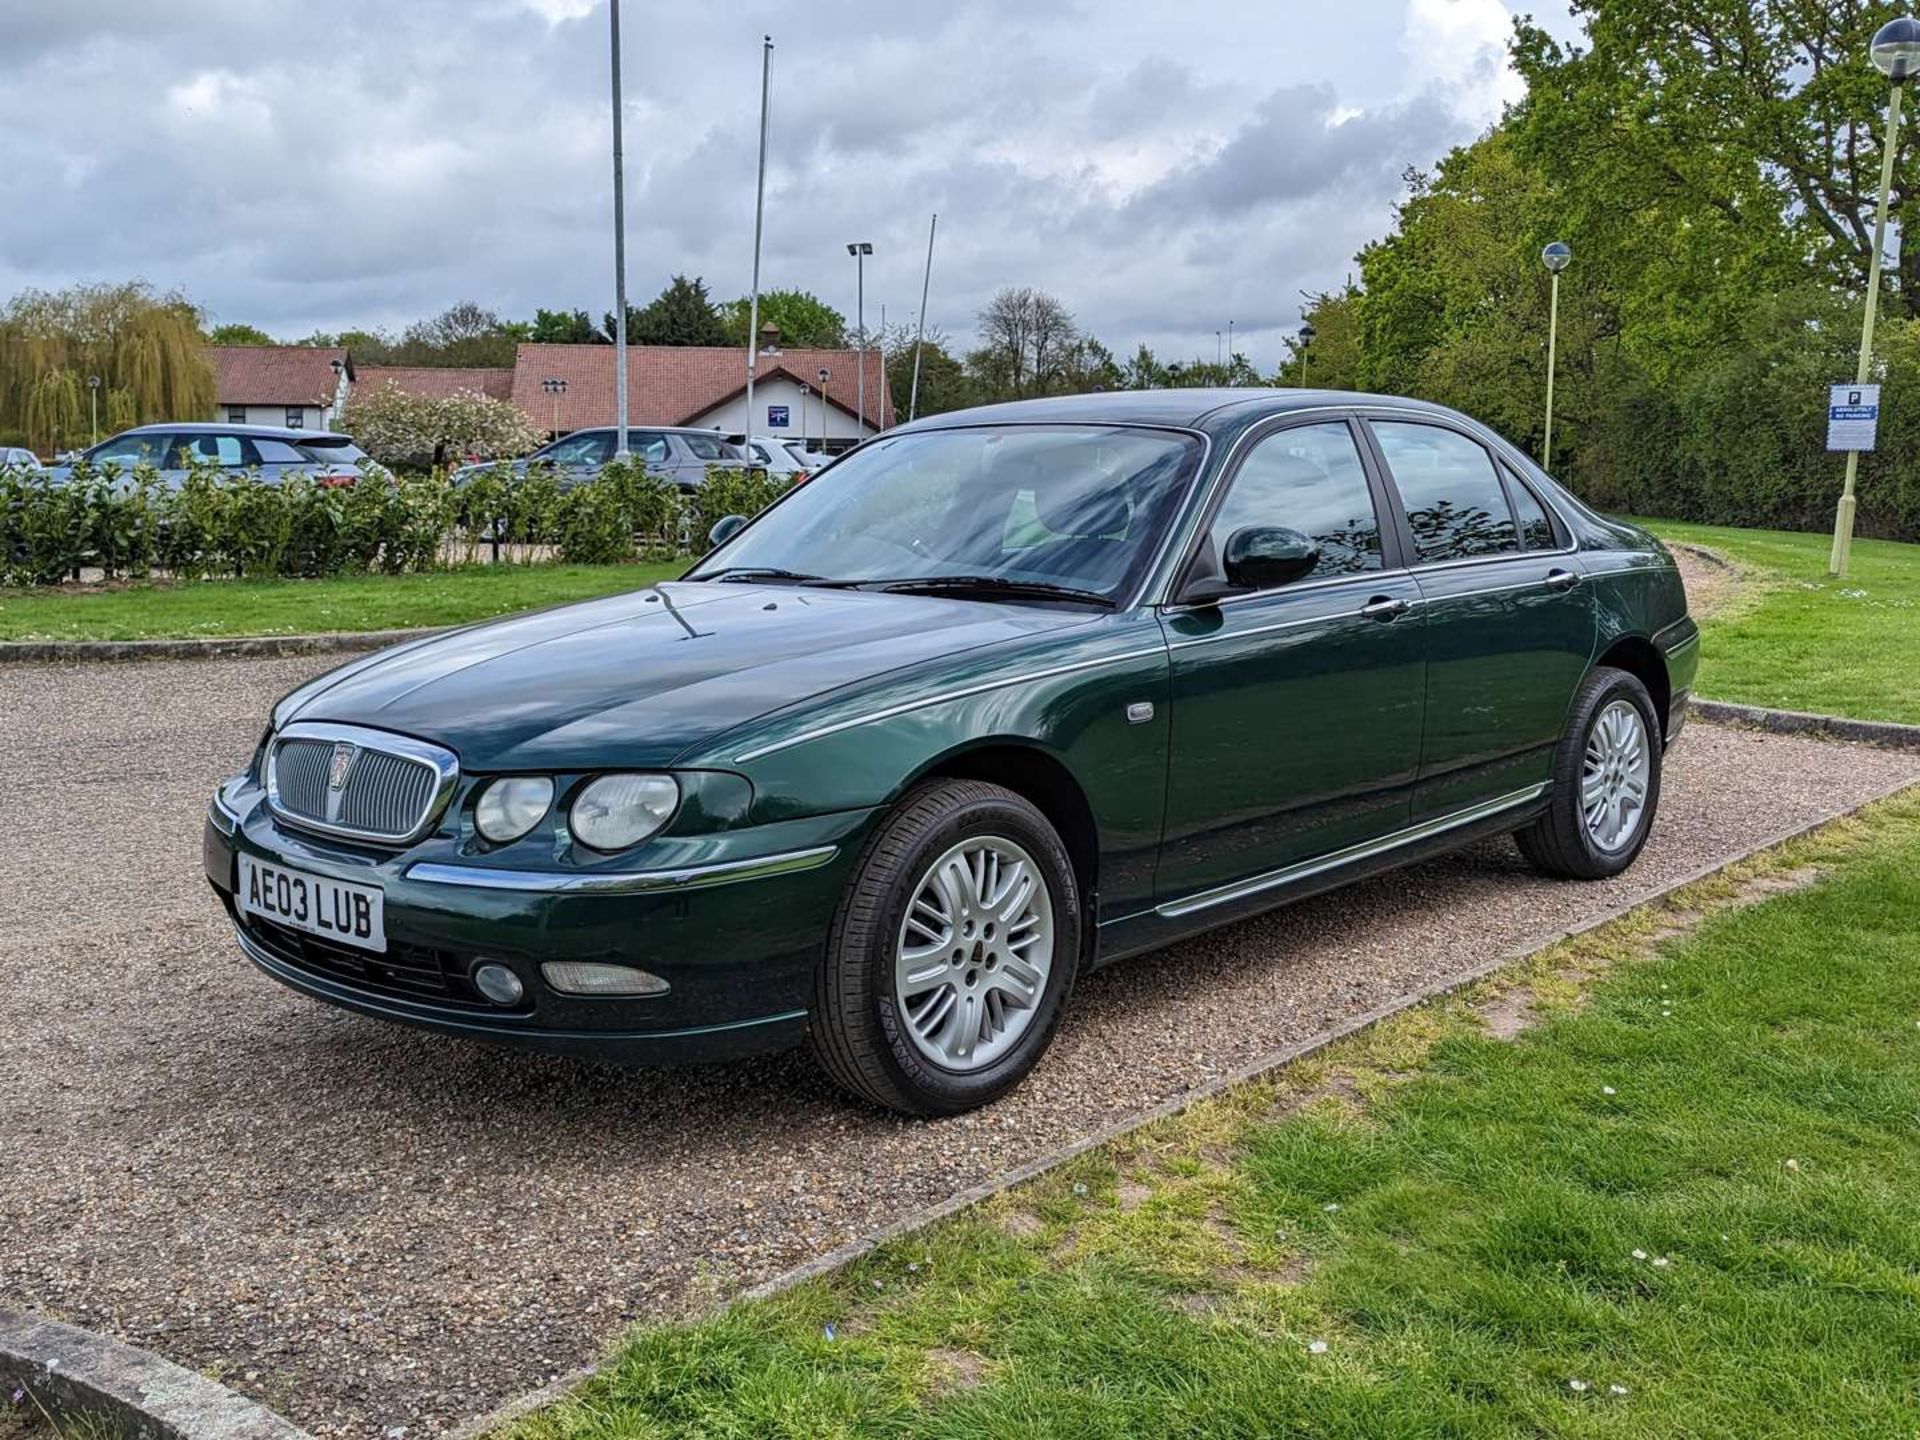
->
[
  {"left": 530, "top": 308, "right": 600, "bottom": 344},
  {"left": 1512, "top": 1, "right": 1909, "bottom": 314},
  {"left": 967, "top": 287, "right": 1083, "bottom": 401},
  {"left": 876, "top": 323, "right": 976, "bottom": 419},
  {"left": 609, "top": 275, "right": 730, "bottom": 347},
  {"left": 1287, "top": 288, "right": 1363, "bottom": 391},
  {"left": 717, "top": 289, "right": 848, "bottom": 348},
  {"left": 388, "top": 301, "right": 518, "bottom": 367},
  {"left": 343, "top": 381, "right": 543, "bottom": 468},
  {"left": 0, "top": 281, "right": 214, "bottom": 451},
  {"left": 208, "top": 322, "right": 274, "bottom": 345}
]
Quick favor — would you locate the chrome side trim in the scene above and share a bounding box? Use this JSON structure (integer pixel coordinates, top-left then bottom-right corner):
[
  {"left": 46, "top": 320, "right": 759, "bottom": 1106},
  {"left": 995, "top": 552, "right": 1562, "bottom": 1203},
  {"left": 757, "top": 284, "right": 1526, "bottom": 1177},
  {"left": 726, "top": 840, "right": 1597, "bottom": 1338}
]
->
[
  {"left": 267, "top": 721, "right": 460, "bottom": 847},
  {"left": 729, "top": 646, "right": 1169, "bottom": 763},
  {"left": 404, "top": 844, "right": 840, "bottom": 895},
  {"left": 1155, "top": 782, "right": 1550, "bottom": 920}
]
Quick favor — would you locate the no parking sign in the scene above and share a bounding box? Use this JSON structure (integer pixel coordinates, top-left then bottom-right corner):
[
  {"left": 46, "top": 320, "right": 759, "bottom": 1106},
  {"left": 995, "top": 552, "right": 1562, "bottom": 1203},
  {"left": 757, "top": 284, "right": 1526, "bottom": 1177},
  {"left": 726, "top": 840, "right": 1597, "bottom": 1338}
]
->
[{"left": 1827, "top": 384, "right": 1881, "bottom": 452}]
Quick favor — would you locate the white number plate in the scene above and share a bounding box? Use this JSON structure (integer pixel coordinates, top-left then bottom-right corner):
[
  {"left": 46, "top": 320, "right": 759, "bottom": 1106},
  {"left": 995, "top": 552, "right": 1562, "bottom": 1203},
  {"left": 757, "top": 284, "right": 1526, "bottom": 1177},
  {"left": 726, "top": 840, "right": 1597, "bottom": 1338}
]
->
[{"left": 239, "top": 855, "right": 386, "bottom": 953}]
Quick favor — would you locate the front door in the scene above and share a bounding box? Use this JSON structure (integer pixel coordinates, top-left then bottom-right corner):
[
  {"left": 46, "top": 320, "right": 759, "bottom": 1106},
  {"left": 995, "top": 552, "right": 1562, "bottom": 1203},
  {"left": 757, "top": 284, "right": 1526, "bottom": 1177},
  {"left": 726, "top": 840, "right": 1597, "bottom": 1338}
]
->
[
  {"left": 1156, "top": 418, "right": 1427, "bottom": 905},
  {"left": 1365, "top": 419, "right": 1595, "bottom": 819}
]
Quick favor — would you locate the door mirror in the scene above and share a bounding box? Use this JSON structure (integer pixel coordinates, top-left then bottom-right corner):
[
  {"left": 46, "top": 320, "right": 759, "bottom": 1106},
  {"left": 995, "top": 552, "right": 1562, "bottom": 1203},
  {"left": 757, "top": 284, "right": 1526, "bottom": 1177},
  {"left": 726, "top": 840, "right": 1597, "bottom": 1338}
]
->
[
  {"left": 1222, "top": 525, "right": 1319, "bottom": 591},
  {"left": 708, "top": 513, "right": 749, "bottom": 548}
]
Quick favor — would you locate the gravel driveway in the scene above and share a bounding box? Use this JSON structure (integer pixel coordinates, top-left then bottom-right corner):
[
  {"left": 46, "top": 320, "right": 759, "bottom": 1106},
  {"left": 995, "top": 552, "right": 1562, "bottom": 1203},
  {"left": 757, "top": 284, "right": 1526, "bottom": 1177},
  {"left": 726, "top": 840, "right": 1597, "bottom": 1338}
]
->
[{"left": 3, "top": 655, "right": 1915, "bottom": 1438}]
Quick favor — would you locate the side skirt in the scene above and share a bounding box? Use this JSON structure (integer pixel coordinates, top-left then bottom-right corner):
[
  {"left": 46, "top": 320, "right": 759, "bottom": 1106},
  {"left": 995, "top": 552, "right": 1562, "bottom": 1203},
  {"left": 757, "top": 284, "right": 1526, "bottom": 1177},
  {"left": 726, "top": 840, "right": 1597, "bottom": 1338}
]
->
[{"left": 1093, "top": 784, "right": 1551, "bottom": 967}]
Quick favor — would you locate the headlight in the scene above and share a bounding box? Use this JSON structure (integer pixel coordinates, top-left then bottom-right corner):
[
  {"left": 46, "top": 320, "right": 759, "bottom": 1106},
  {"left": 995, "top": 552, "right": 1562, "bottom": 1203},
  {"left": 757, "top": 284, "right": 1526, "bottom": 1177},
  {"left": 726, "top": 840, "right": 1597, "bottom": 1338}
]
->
[
  {"left": 570, "top": 773, "right": 679, "bottom": 851},
  {"left": 474, "top": 776, "right": 555, "bottom": 843}
]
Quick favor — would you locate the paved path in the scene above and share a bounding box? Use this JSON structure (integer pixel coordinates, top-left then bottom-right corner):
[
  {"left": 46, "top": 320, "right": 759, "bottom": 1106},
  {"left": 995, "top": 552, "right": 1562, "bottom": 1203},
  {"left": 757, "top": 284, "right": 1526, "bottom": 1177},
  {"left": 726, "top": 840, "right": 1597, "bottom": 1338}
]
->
[{"left": 3, "top": 655, "right": 1915, "bottom": 1438}]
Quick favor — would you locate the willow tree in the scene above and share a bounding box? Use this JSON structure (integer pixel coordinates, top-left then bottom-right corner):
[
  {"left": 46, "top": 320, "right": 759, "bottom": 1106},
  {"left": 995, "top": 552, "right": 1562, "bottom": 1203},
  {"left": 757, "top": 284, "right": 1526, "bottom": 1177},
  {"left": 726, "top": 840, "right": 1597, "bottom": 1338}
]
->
[{"left": 0, "top": 281, "right": 215, "bottom": 449}]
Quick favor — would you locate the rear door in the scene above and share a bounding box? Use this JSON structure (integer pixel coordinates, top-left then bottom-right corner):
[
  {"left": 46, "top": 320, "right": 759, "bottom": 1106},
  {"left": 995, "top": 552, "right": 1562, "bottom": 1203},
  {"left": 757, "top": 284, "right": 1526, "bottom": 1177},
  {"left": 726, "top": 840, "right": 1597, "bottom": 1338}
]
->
[
  {"left": 1363, "top": 417, "right": 1594, "bottom": 820},
  {"left": 1156, "top": 417, "right": 1426, "bottom": 904}
]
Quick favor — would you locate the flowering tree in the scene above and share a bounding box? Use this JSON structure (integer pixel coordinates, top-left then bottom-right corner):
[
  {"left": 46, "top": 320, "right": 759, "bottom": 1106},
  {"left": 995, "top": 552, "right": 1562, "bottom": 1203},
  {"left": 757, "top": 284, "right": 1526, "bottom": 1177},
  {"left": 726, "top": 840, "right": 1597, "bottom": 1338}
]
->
[{"left": 343, "top": 381, "right": 542, "bottom": 468}]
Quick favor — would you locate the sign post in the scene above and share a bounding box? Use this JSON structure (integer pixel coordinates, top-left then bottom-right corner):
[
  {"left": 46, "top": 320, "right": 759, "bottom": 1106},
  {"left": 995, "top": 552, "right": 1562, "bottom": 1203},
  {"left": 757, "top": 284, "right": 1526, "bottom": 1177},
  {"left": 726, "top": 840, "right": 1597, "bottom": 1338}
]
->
[{"left": 1828, "top": 385, "right": 1881, "bottom": 578}]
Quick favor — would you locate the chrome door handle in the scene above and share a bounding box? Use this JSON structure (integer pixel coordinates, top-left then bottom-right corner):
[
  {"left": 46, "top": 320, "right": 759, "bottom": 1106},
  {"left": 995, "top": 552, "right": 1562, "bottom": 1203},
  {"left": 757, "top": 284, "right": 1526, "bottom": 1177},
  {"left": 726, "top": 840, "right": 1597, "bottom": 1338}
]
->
[
  {"left": 1545, "top": 568, "right": 1582, "bottom": 591},
  {"left": 1359, "top": 596, "right": 1412, "bottom": 621}
]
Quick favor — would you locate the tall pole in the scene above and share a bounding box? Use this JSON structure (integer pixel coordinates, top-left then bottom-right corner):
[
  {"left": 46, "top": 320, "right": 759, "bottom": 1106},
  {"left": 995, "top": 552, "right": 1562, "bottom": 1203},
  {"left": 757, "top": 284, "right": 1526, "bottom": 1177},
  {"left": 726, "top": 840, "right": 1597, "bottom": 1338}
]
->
[
  {"left": 1543, "top": 270, "right": 1561, "bottom": 472},
  {"left": 744, "top": 35, "right": 772, "bottom": 448},
  {"left": 1215, "top": 330, "right": 1222, "bottom": 367},
  {"left": 854, "top": 249, "right": 866, "bottom": 436},
  {"left": 1227, "top": 319, "right": 1234, "bottom": 367},
  {"left": 1833, "top": 79, "right": 1906, "bottom": 577},
  {"left": 1539, "top": 241, "right": 1572, "bottom": 473},
  {"left": 609, "top": 0, "right": 630, "bottom": 460},
  {"left": 909, "top": 213, "right": 937, "bottom": 422}
]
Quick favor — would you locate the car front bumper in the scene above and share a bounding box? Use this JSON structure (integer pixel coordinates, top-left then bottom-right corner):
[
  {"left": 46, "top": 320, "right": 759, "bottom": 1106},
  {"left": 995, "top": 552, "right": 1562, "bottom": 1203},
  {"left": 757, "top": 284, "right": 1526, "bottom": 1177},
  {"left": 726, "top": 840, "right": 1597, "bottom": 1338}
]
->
[{"left": 205, "top": 780, "right": 874, "bottom": 1064}]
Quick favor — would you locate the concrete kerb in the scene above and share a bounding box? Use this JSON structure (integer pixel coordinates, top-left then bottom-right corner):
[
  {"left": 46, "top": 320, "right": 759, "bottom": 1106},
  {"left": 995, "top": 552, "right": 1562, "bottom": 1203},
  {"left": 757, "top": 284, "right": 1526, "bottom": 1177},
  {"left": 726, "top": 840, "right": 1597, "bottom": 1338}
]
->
[
  {"left": 448, "top": 765, "right": 1920, "bottom": 1440},
  {"left": 0, "top": 1309, "right": 313, "bottom": 1440},
  {"left": 1689, "top": 698, "right": 1920, "bottom": 750},
  {"left": 0, "top": 629, "right": 438, "bottom": 664}
]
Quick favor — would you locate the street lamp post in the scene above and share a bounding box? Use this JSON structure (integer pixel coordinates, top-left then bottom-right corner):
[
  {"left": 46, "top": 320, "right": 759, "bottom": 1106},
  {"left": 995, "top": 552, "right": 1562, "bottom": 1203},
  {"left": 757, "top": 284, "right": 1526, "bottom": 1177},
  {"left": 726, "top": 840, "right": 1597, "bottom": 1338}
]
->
[
  {"left": 1831, "top": 16, "right": 1920, "bottom": 577},
  {"left": 1296, "top": 323, "right": 1316, "bottom": 388},
  {"left": 817, "top": 366, "right": 830, "bottom": 450},
  {"left": 608, "top": 0, "right": 631, "bottom": 460},
  {"left": 86, "top": 374, "right": 101, "bottom": 444},
  {"left": 744, "top": 35, "right": 773, "bottom": 452},
  {"left": 846, "top": 242, "right": 872, "bottom": 438},
  {"left": 541, "top": 377, "right": 568, "bottom": 438},
  {"left": 1541, "top": 241, "right": 1572, "bottom": 472}
]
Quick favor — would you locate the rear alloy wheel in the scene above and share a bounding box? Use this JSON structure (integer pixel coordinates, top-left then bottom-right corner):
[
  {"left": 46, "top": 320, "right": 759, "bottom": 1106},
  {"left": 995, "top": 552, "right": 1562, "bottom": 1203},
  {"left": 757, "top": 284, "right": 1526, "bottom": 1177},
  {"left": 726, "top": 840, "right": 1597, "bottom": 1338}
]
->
[
  {"left": 810, "top": 779, "right": 1080, "bottom": 1115},
  {"left": 1516, "top": 666, "right": 1663, "bottom": 880}
]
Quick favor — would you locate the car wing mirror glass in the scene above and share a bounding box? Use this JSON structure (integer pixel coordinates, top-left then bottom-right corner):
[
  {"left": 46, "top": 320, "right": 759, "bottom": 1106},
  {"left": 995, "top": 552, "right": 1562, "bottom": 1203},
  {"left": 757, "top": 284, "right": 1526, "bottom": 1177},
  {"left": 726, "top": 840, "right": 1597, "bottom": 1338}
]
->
[{"left": 1222, "top": 525, "right": 1319, "bottom": 591}]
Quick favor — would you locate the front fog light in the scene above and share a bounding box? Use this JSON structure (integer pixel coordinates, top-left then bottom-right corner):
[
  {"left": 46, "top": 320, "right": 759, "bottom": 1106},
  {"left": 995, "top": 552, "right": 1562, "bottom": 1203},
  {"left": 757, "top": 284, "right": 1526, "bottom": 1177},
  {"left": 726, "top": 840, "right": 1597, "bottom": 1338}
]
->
[
  {"left": 472, "top": 962, "right": 526, "bottom": 1006},
  {"left": 570, "top": 773, "right": 678, "bottom": 851},
  {"left": 475, "top": 775, "right": 554, "bottom": 843},
  {"left": 542, "top": 961, "right": 670, "bottom": 997}
]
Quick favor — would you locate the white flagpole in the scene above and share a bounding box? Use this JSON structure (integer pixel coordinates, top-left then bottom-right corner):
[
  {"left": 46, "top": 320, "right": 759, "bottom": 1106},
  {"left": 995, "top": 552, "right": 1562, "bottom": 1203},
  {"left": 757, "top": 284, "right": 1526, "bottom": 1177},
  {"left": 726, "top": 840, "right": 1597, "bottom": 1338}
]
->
[{"left": 744, "top": 35, "right": 772, "bottom": 453}]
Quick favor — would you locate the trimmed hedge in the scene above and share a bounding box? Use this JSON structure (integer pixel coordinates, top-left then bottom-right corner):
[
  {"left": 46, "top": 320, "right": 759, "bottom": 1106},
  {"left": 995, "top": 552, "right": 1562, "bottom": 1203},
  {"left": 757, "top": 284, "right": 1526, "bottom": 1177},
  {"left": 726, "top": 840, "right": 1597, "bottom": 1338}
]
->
[{"left": 1, "top": 458, "right": 793, "bottom": 586}]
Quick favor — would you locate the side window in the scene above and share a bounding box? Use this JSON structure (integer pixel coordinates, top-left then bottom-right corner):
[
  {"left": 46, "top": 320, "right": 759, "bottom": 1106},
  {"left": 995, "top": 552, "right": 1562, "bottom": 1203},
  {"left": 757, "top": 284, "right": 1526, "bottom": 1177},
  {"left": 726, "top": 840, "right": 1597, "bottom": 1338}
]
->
[
  {"left": 1371, "top": 422, "right": 1518, "bottom": 562},
  {"left": 680, "top": 433, "right": 732, "bottom": 461},
  {"left": 227, "top": 407, "right": 247, "bottom": 425},
  {"left": 254, "top": 439, "right": 308, "bottom": 463},
  {"left": 284, "top": 407, "right": 305, "bottom": 429},
  {"left": 635, "top": 434, "right": 671, "bottom": 465},
  {"left": 170, "top": 434, "right": 253, "bottom": 467},
  {"left": 1207, "top": 422, "right": 1383, "bottom": 580},
  {"left": 540, "top": 432, "right": 612, "bottom": 465},
  {"left": 90, "top": 433, "right": 170, "bottom": 466},
  {"left": 1502, "top": 467, "right": 1559, "bottom": 550}
]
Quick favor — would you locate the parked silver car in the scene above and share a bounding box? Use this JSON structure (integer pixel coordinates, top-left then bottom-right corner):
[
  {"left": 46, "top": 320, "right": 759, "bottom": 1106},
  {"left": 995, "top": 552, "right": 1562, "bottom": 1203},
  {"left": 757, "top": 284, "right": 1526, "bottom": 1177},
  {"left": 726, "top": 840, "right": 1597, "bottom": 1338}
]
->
[
  {"left": 735, "top": 434, "right": 815, "bottom": 480},
  {"left": 1, "top": 446, "right": 43, "bottom": 471},
  {"left": 50, "top": 423, "right": 377, "bottom": 489},
  {"left": 453, "top": 426, "right": 749, "bottom": 492}
]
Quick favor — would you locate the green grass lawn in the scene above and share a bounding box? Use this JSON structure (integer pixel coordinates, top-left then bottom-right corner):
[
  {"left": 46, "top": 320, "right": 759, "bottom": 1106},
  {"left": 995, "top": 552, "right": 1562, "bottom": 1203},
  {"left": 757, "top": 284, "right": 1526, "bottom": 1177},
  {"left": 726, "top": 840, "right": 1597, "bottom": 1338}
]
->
[
  {"left": 504, "top": 794, "right": 1920, "bottom": 1439},
  {"left": 1643, "top": 519, "right": 1920, "bottom": 725},
  {"left": 0, "top": 561, "right": 683, "bottom": 642}
]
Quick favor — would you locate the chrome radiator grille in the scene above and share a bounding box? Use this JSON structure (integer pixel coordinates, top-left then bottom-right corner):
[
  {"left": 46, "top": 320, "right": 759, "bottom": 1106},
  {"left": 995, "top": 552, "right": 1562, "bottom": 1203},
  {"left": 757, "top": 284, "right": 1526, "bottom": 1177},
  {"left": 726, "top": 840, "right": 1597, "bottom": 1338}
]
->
[{"left": 268, "top": 724, "right": 457, "bottom": 844}]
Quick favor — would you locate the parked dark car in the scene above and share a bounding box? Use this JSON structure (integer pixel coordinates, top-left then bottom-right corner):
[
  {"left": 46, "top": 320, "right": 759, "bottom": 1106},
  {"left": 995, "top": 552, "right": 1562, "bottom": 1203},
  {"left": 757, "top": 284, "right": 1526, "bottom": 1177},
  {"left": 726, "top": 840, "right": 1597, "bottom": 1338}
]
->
[
  {"left": 451, "top": 425, "right": 749, "bottom": 491},
  {"left": 205, "top": 390, "right": 1697, "bottom": 1115},
  {"left": 48, "top": 423, "right": 377, "bottom": 489}
]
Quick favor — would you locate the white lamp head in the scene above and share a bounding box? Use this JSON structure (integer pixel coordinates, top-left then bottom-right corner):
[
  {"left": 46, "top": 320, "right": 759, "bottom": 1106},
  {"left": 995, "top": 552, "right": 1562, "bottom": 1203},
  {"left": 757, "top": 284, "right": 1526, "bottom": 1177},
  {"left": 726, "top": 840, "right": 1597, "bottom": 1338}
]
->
[
  {"left": 1872, "top": 16, "right": 1920, "bottom": 80},
  {"left": 1542, "top": 241, "right": 1573, "bottom": 274}
]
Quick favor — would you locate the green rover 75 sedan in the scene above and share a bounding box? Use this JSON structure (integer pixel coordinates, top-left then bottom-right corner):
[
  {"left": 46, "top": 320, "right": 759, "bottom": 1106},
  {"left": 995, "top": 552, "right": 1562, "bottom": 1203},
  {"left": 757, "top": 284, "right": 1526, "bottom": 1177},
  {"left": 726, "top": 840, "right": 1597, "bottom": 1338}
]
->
[{"left": 205, "top": 390, "right": 1698, "bottom": 1115}]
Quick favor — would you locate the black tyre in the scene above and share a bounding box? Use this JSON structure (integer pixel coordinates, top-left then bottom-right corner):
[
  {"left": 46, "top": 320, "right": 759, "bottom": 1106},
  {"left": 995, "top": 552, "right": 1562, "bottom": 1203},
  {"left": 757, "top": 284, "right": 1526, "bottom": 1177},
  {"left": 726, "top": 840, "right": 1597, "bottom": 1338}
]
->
[
  {"left": 1516, "top": 666, "right": 1663, "bottom": 880},
  {"left": 809, "top": 779, "right": 1081, "bottom": 1116}
]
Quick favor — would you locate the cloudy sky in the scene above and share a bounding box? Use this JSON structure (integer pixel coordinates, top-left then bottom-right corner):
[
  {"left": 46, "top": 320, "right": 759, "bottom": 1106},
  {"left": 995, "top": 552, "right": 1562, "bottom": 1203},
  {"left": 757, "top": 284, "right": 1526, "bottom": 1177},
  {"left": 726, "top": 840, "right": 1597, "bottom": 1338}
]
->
[{"left": 0, "top": 0, "right": 1578, "bottom": 372}]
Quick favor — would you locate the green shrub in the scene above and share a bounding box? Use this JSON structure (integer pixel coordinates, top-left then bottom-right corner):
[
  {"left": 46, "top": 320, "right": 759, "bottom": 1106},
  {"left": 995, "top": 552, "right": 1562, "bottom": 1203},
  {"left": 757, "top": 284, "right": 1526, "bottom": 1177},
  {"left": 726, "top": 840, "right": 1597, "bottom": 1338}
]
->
[{"left": 2, "top": 454, "right": 793, "bottom": 587}]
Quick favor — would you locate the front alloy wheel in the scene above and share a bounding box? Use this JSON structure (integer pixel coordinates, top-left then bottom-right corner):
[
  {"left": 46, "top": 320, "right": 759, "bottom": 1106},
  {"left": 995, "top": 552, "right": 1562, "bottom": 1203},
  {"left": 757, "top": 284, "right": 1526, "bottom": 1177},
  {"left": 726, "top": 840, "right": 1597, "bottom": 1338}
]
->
[
  {"left": 811, "top": 779, "right": 1080, "bottom": 1115},
  {"left": 895, "top": 837, "right": 1056, "bottom": 1071}
]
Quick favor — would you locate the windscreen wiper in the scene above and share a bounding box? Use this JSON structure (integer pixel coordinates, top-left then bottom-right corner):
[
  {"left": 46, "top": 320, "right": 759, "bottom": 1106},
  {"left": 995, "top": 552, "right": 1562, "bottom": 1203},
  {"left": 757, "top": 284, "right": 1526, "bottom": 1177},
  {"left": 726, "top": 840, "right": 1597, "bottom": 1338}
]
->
[
  {"left": 864, "top": 575, "right": 1116, "bottom": 608},
  {"left": 697, "top": 566, "right": 829, "bottom": 584}
]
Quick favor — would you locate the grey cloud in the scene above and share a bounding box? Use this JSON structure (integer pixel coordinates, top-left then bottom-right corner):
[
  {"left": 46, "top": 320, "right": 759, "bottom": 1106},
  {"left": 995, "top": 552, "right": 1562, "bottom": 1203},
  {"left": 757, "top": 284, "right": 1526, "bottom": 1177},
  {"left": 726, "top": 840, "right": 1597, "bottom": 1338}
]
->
[{"left": 0, "top": 0, "right": 1533, "bottom": 370}]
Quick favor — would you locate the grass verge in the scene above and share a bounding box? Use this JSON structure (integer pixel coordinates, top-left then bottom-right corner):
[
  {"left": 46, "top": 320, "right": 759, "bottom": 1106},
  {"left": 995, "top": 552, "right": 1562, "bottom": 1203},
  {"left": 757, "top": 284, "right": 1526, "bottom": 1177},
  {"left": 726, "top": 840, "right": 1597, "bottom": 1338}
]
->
[
  {"left": 1643, "top": 519, "right": 1920, "bottom": 725},
  {"left": 502, "top": 789, "right": 1920, "bottom": 1439},
  {"left": 0, "top": 561, "right": 683, "bottom": 643}
]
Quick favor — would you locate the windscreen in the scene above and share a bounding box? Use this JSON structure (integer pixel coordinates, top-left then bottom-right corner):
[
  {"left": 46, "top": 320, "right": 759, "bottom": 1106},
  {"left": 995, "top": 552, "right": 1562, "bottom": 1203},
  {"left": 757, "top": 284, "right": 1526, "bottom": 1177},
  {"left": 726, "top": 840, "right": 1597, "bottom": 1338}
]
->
[{"left": 689, "top": 424, "right": 1201, "bottom": 601}]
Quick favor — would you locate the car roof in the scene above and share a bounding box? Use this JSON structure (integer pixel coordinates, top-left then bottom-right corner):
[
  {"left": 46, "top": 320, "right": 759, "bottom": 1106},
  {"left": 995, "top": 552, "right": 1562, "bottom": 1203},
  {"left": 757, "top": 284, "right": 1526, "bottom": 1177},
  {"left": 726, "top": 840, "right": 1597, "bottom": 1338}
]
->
[
  {"left": 887, "top": 388, "right": 1466, "bottom": 438},
  {"left": 114, "top": 422, "right": 354, "bottom": 442}
]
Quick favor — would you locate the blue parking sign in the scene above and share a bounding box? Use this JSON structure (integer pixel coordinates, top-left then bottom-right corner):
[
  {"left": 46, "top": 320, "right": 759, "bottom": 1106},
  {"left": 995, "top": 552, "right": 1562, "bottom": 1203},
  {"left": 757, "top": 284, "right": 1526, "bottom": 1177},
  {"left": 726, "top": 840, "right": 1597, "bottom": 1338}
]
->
[{"left": 767, "top": 404, "right": 790, "bottom": 428}]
